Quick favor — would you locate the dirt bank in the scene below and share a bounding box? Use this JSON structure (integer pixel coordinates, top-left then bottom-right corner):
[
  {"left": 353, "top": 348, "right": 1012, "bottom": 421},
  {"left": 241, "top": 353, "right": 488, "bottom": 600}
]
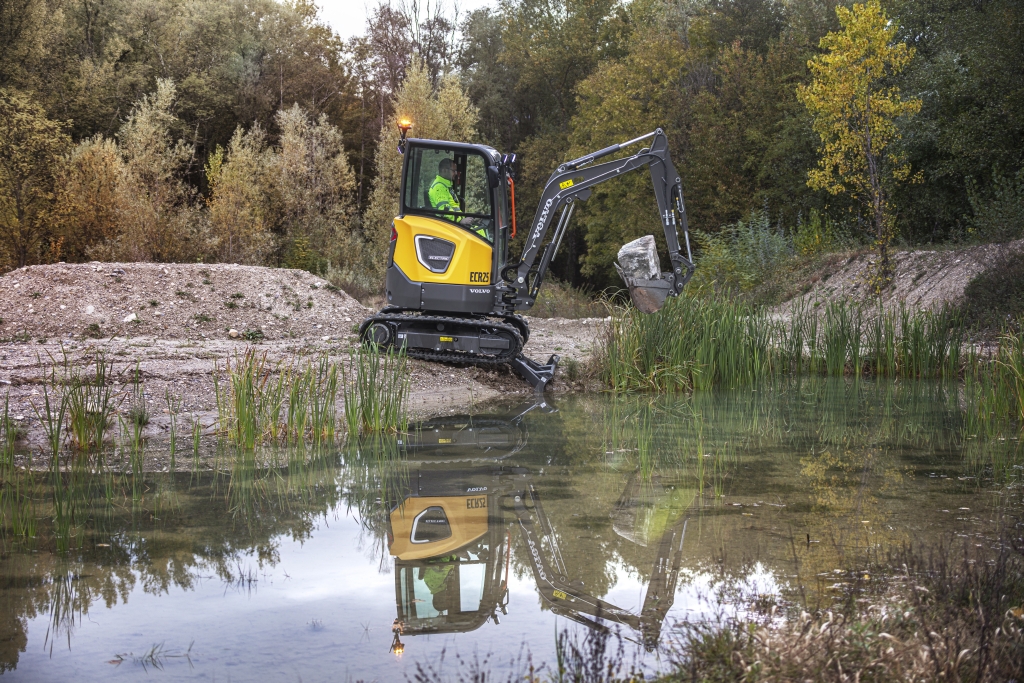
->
[
  {"left": 0, "top": 263, "right": 605, "bottom": 455},
  {"left": 780, "top": 239, "right": 1022, "bottom": 314}
]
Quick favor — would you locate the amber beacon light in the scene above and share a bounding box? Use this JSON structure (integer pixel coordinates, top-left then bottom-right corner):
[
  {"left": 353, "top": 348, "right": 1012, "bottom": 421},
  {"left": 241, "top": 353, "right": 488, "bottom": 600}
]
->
[{"left": 397, "top": 118, "right": 413, "bottom": 153}]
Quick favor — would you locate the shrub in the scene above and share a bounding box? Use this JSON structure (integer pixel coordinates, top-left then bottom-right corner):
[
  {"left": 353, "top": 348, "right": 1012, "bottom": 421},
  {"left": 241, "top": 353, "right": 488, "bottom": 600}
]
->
[
  {"left": 962, "top": 249, "right": 1024, "bottom": 332},
  {"left": 793, "top": 208, "right": 849, "bottom": 256},
  {"left": 694, "top": 208, "right": 793, "bottom": 291},
  {"left": 528, "top": 278, "right": 608, "bottom": 318},
  {"left": 969, "top": 168, "right": 1024, "bottom": 242}
]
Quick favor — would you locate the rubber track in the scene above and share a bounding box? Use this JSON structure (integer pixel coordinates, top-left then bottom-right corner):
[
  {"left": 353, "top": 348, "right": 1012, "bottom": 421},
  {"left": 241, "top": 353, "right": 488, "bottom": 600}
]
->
[{"left": 361, "top": 312, "right": 524, "bottom": 365}]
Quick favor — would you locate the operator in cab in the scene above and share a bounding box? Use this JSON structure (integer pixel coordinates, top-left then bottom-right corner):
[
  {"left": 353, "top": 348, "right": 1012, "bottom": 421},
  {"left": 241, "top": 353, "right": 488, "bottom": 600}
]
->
[{"left": 429, "top": 159, "right": 491, "bottom": 242}]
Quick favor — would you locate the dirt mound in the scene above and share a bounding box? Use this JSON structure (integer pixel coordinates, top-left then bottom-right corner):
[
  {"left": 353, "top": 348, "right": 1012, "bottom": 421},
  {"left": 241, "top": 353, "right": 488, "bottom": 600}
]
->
[
  {"left": 781, "top": 240, "right": 1023, "bottom": 313},
  {"left": 0, "top": 262, "right": 370, "bottom": 341}
]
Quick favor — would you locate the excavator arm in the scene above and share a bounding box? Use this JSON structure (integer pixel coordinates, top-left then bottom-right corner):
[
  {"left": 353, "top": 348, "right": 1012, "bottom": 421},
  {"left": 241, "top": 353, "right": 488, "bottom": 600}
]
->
[
  {"left": 500, "top": 129, "right": 695, "bottom": 313},
  {"left": 510, "top": 481, "right": 689, "bottom": 651}
]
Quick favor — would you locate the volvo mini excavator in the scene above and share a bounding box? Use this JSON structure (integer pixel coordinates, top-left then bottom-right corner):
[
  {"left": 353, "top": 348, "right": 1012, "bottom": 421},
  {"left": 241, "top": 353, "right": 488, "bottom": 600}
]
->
[{"left": 359, "top": 123, "right": 696, "bottom": 390}]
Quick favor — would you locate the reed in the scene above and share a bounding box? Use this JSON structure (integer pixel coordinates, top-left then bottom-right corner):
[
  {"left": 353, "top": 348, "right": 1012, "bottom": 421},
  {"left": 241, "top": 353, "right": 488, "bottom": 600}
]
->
[
  {"left": 166, "top": 391, "right": 180, "bottom": 470},
  {"left": 218, "top": 349, "right": 341, "bottom": 447},
  {"left": 65, "top": 353, "right": 115, "bottom": 452},
  {"left": 191, "top": 414, "right": 202, "bottom": 473},
  {"left": 342, "top": 343, "right": 409, "bottom": 434},
  {"left": 308, "top": 354, "right": 338, "bottom": 445},
  {"left": 600, "top": 297, "right": 973, "bottom": 391}
]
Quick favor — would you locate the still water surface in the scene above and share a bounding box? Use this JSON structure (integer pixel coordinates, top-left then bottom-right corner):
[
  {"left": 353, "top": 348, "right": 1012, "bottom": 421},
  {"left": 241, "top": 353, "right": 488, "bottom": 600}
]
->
[{"left": 1, "top": 379, "right": 1020, "bottom": 680}]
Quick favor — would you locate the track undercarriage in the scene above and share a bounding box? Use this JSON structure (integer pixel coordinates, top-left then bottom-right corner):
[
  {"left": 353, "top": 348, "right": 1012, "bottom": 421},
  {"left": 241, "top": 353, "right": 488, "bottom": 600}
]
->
[{"left": 358, "top": 309, "right": 559, "bottom": 391}]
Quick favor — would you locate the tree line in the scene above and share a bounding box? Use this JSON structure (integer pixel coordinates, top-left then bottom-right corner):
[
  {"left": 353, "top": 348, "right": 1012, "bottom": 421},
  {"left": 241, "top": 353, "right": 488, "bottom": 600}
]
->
[{"left": 1, "top": 0, "right": 1021, "bottom": 291}]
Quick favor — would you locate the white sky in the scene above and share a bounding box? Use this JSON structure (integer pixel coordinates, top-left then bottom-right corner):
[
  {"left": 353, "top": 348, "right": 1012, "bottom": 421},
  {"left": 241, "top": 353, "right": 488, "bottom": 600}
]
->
[{"left": 318, "top": 0, "right": 497, "bottom": 41}]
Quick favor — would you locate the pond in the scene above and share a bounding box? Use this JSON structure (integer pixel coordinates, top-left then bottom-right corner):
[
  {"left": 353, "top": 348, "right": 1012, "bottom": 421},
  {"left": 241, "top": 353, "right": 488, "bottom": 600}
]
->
[{"left": 1, "top": 378, "right": 1020, "bottom": 681}]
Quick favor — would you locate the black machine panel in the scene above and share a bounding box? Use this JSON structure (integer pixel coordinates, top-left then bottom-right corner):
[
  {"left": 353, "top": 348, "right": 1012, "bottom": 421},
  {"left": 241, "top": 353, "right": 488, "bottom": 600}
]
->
[{"left": 415, "top": 236, "right": 456, "bottom": 274}]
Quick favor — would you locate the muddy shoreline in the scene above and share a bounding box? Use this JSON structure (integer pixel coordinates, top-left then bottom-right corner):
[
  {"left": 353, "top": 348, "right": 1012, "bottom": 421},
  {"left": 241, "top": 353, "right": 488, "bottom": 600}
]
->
[{"left": 0, "top": 317, "right": 606, "bottom": 464}]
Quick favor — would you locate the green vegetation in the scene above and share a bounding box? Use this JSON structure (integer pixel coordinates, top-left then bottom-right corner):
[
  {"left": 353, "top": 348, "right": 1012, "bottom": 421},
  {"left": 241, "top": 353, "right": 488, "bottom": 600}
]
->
[
  {"left": 527, "top": 278, "right": 609, "bottom": 319},
  {"left": 215, "top": 350, "right": 347, "bottom": 448},
  {"left": 342, "top": 344, "right": 410, "bottom": 435}
]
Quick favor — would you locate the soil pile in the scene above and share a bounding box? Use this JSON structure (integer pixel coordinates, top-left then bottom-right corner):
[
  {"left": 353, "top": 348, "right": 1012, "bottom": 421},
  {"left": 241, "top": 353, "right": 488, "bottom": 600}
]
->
[{"left": 0, "top": 262, "right": 369, "bottom": 341}]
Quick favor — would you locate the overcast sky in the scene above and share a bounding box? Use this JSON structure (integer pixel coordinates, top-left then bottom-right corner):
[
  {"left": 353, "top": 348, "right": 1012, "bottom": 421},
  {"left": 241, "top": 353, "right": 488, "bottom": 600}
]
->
[{"left": 318, "top": 0, "right": 497, "bottom": 41}]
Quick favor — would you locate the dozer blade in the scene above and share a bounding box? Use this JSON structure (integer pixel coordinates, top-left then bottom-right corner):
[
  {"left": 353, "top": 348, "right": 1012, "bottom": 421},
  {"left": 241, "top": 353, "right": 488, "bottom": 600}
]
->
[{"left": 614, "top": 263, "right": 672, "bottom": 314}]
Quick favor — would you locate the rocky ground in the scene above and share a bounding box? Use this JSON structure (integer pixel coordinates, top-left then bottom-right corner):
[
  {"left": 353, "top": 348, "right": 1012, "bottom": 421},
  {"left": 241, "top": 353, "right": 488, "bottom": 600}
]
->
[{"left": 0, "top": 262, "right": 605, "bottom": 455}]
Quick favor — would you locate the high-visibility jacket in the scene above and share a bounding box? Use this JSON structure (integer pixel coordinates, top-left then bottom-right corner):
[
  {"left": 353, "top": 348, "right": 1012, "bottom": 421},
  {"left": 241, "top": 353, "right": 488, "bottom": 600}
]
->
[
  {"left": 428, "top": 175, "right": 461, "bottom": 222},
  {"left": 428, "top": 174, "right": 490, "bottom": 241}
]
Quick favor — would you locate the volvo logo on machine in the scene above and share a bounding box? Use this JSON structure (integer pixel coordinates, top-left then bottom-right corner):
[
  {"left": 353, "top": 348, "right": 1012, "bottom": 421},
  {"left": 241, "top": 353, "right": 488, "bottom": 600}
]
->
[{"left": 469, "top": 288, "right": 491, "bottom": 294}]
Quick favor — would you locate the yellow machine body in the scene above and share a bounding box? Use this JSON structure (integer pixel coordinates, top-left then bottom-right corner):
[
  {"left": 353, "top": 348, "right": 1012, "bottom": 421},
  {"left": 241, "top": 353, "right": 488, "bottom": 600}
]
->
[
  {"left": 389, "top": 495, "right": 489, "bottom": 561},
  {"left": 392, "top": 215, "right": 493, "bottom": 286}
]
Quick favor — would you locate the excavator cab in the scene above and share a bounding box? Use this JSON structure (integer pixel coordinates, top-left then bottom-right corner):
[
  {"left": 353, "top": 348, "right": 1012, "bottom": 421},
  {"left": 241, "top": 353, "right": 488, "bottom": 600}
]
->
[{"left": 386, "top": 139, "right": 510, "bottom": 314}]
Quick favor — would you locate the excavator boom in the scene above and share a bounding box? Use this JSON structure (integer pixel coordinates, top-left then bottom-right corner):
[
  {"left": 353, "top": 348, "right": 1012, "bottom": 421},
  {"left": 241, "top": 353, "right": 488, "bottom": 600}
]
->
[{"left": 501, "top": 128, "right": 695, "bottom": 313}]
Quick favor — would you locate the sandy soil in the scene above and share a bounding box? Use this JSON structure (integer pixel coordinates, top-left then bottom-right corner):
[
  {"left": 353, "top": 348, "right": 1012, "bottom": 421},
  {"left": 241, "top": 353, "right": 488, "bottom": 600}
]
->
[{"left": 0, "top": 262, "right": 605, "bottom": 453}]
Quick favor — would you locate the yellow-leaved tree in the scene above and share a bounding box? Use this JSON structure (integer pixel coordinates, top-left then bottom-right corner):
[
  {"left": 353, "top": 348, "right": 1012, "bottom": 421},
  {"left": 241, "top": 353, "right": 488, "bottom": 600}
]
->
[
  {"left": 797, "top": 0, "right": 920, "bottom": 287},
  {"left": 361, "top": 61, "right": 478, "bottom": 284}
]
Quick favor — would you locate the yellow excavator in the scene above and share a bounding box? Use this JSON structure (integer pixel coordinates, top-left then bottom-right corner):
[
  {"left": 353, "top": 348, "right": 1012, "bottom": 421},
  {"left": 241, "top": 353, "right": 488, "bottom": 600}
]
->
[
  {"left": 359, "top": 123, "right": 696, "bottom": 390},
  {"left": 383, "top": 401, "right": 698, "bottom": 655}
]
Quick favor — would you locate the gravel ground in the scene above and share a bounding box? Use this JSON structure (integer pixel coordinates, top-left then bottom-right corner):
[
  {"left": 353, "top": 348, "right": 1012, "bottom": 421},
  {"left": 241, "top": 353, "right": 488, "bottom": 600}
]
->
[{"left": 0, "top": 263, "right": 606, "bottom": 458}]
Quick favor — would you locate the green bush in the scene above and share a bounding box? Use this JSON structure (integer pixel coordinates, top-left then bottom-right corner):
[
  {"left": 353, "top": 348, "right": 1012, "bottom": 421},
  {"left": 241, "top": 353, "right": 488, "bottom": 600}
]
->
[
  {"left": 694, "top": 209, "right": 793, "bottom": 291},
  {"left": 962, "top": 249, "right": 1024, "bottom": 331},
  {"left": 793, "top": 208, "right": 849, "bottom": 256},
  {"left": 528, "top": 278, "right": 608, "bottom": 318},
  {"left": 968, "top": 168, "right": 1024, "bottom": 242}
]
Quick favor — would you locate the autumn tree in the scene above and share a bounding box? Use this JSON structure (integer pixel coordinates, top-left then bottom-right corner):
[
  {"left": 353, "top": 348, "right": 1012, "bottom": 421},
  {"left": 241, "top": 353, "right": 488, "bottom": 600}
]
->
[
  {"left": 205, "top": 125, "right": 275, "bottom": 265},
  {"left": 0, "top": 88, "right": 69, "bottom": 269},
  {"left": 55, "top": 136, "right": 123, "bottom": 261},
  {"left": 797, "top": 0, "right": 920, "bottom": 285},
  {"left": 110, "top": 79, "right": 206, "bottom": 262},
  {"left": 272, "top": 104, "right": 358, "bottom": 272}
]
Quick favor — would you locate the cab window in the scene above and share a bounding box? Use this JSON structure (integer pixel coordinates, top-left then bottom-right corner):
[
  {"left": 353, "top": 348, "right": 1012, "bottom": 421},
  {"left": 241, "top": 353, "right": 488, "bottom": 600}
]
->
[{"left": 403, "top": 146, "right": 494, "bottom": 242}]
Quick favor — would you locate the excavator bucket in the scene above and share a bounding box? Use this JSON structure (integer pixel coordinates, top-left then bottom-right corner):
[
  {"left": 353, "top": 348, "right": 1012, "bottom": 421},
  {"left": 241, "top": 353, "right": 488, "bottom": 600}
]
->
[
  {"left": 614, "top": 265, "right": 673, "bottom": 314},
  {"left": 615, "top": 235, "right": 671, "bottom": 314}
]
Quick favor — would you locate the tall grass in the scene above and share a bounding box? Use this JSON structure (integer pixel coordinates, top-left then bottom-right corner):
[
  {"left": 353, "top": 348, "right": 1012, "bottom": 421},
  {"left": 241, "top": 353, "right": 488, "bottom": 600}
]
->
[
  {"left": 601, "top": 296, "right": 973, "bottom": 392},
  {"left": 215, "top": 349, "right": 344, "bottom": 447},
  {"left": 64, "top": 353, "right": 116, "bottom": 452},
  {"left": 342, "top": 343, "right": 409, "bottom": 435}
]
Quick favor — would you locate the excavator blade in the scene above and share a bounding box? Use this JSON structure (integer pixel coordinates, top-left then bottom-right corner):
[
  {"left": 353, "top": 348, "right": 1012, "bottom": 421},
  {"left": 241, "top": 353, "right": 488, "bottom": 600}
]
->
[{"left": 614, "top": 263, "right": 672, "bottom": 314}]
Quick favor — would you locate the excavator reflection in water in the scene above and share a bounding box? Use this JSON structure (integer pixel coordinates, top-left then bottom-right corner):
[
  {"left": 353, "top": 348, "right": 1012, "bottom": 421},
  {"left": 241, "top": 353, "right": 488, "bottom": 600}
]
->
[{"left": 383, "top": 401, "right": 697, "bottom": 656}]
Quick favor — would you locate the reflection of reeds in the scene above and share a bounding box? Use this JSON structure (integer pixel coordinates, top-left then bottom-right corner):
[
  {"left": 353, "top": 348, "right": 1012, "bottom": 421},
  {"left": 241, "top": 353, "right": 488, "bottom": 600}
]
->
[{"left": 342, "top": 343, "right": 409, "bottom": 435}]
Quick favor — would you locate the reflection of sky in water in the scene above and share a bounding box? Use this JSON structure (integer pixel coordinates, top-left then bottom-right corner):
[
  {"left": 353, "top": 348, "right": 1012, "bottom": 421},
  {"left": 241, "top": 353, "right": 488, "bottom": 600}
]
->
[{"left": 10, "top": 512, "right": 784, "bottom": 682}]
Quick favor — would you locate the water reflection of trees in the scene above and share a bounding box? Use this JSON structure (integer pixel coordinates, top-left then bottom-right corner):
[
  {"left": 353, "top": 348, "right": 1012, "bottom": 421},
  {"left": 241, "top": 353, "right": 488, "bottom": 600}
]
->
[{"left": 0, "top": 443, "right": 371, "bottom": 671}]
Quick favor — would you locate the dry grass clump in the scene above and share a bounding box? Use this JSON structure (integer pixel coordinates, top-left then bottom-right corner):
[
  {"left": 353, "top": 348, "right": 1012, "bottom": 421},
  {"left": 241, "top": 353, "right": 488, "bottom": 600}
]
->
[
  {"left": 671, "top": 540, "right": 1024, "bottom": 683},
  {"left": 527, "top": 278, "right": 610, "bottom": 319}
]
